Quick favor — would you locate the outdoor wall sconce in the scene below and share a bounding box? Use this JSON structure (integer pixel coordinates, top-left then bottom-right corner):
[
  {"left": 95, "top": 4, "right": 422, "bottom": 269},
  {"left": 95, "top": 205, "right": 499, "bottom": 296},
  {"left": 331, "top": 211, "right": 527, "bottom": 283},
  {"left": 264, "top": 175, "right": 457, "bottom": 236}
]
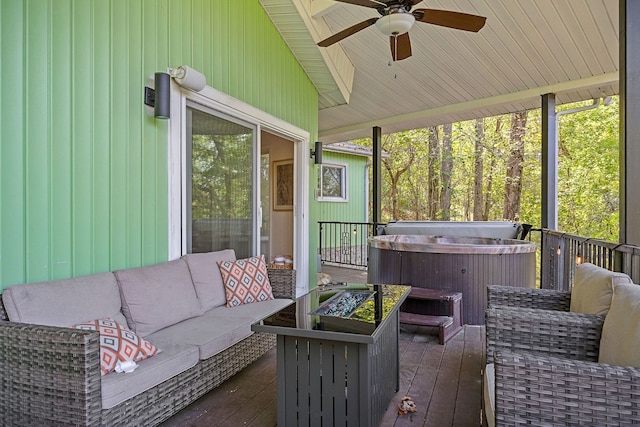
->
[
  {"left": 144, "top": 72, "right": 171, "bottom": 119},
  {"left": 310, "top": 141, "right": 323, "bottom": 165},
  {"left": 144, "top": 65, "right": 207, "bottom": 120}
]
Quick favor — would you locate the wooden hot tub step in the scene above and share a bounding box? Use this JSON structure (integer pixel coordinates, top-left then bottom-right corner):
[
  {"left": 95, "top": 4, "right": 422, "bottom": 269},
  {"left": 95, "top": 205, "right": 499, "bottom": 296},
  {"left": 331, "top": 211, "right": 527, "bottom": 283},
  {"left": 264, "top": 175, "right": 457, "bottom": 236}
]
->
[
  {"left": 400, "top": 288, "right": 463, "bottom": 344},
  {"left": 399, "top": 312, "right": 453, "bottom": 327}
]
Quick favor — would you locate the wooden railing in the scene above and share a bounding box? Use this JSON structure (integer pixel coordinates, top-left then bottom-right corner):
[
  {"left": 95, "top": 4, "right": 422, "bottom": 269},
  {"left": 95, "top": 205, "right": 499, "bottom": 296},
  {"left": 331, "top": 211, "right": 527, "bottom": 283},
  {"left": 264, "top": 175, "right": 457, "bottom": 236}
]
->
[
  {"left": 317, "top": 222, "right": 640, "bottom": 288},
  {"left": 537, "top": 229, "right": 640, "bottom": 290}
]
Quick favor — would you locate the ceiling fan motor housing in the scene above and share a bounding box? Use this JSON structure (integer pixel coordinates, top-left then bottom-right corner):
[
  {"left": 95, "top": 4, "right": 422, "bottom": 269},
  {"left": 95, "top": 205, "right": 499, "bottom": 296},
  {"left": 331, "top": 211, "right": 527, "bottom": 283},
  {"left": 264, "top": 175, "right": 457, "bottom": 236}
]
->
[{"left": 375, "top": 9, "right": 415, "bottom": 36}]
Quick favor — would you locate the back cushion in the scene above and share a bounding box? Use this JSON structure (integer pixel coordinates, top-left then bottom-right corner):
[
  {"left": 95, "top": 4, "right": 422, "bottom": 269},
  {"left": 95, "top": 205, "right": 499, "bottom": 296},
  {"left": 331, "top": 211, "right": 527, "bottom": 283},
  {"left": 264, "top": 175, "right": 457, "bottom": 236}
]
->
[
  {"left": 115, "top": 259, "right": 203, "bottom": 337},
  {"left": 2, "top": 272, "right": 127, "bottom": 327},
  {"left": 599, "top": 283, "right": 640, "bottom": 367},
  {"left": 182, "top": 249, "right": 236, "bottom": 311},
  {"left": 569, "top": 263, "right": 633, "bottom": 315}
]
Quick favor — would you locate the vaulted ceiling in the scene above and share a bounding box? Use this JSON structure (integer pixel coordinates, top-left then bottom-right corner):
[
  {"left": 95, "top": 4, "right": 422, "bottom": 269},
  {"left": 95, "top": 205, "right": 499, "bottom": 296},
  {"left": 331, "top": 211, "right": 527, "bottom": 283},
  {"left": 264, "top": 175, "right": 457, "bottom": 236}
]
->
[{"left": 260, "top": 0, "right": 619, "bottom": 143}]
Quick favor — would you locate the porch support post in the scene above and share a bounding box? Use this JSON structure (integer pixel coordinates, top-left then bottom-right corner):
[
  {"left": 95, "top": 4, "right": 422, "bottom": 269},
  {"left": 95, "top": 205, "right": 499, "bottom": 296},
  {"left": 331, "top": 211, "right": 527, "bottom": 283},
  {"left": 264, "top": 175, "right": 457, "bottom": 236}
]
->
[
  {"left": 372, "top": 126, "right": 382, "bottom": 235},
  {"left": 620, "top": 0, "right": 640, "bottom": 245},
  {"left": 541, "top": 93, "right": 558, "bottom": 231}
]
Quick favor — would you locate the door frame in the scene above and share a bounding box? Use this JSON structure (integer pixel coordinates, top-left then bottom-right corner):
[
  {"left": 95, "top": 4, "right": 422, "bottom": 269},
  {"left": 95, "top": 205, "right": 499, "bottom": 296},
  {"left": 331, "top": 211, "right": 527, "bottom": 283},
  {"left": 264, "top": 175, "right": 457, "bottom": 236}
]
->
[{"left": 167, "top": 83, "right": 310, "bottom": 294}]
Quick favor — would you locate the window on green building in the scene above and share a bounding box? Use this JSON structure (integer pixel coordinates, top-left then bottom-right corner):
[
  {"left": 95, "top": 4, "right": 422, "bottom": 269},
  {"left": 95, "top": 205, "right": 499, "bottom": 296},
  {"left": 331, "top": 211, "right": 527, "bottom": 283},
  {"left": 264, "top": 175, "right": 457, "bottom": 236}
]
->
[{"left": 318, "top": 163, "right": 347, "bottom": 202}]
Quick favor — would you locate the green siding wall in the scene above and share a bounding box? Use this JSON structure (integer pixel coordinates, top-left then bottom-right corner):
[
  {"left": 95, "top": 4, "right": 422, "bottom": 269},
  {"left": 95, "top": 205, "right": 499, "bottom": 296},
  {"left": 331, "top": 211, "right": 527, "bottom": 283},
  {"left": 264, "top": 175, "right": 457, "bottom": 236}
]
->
[
  {"left": 0, "top": 0, "right": 318, "bottom": 289},
  {"left": 316, "top": 152, "right": 369, "bottom": 223}
]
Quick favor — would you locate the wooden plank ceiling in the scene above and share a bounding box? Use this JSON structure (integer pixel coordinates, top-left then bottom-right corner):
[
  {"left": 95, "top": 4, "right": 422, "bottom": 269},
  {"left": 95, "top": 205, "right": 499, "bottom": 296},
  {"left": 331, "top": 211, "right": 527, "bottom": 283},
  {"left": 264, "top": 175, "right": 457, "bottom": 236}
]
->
[{"left": 260, "top": 0, "right": 618, "bottom": 143}]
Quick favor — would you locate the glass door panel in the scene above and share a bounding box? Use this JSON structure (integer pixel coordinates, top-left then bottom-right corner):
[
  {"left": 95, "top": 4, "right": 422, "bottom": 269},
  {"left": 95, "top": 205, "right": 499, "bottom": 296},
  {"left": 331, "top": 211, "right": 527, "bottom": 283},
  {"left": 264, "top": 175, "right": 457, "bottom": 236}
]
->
[{"left": 186, "top": 104, "right": 256, "bottom": 258}]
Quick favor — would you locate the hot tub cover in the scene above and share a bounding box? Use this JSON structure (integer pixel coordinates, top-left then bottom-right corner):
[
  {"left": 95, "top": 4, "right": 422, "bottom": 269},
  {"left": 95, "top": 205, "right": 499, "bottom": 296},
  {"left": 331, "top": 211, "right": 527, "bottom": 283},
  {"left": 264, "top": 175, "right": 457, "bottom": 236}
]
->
[{"left": 381, "top": 220, "right": 524, "bottom": 240}]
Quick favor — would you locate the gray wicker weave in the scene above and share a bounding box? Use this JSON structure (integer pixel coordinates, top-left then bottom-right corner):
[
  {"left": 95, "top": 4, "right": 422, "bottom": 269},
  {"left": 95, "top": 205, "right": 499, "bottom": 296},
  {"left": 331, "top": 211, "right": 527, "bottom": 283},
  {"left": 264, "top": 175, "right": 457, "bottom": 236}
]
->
[
  {"left": 267, "top": 268, "right": 297, "bottom": 300},
  {"left": 487, "top": 284, "right": 571, "bottom": 311},
  {"left": 486, "top": 306, "right": 640, "bottom": 426},
  {"left": 486, "top": 306, "right": 604, "bottom": 361},
  {"left": 0, "top": 268, "right": 294, "bottom": 426}
]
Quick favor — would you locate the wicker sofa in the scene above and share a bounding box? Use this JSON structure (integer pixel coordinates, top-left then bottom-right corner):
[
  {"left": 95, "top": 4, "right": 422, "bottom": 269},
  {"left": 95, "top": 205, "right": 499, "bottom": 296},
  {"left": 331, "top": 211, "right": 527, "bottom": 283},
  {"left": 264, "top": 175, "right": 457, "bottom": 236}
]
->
[
  {"left": 484, "top": 264, "right": 640, "bottom": 426},
  {"left": 0, "top": 250, "right": 296, "bottom": 426}
]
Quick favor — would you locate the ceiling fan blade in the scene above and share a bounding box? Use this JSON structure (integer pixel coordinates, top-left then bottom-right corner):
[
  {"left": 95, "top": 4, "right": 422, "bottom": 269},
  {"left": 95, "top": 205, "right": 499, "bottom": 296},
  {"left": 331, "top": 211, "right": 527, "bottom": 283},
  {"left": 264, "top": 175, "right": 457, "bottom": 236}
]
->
[
  {"left": 413, "top": 9, "right": 487, "bottom": 32},
  {"left": 390, "top": 32, "right": 412, "bottom": 61},
  {"left": 318, "top": 18, "right": 378, "bottom": 47},
  {"left": 330, "top": 0, "right": 387, "bottom": 8}
]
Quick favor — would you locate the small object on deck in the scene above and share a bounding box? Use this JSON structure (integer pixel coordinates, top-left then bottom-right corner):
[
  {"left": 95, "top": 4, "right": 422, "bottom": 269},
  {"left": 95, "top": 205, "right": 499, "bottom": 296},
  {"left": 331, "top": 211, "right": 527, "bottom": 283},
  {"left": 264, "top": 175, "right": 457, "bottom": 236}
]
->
[{"left": 397, "top": 396, "right": 417, "bottom": 415}]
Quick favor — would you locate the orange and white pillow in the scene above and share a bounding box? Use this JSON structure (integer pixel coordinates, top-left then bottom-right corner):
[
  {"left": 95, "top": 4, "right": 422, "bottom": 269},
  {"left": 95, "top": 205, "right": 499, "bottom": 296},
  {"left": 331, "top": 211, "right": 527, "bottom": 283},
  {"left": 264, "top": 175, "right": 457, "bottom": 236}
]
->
[
  {"left": 73, "top": 318, "right": 159, "bottom": 375},
  {"left": 217, "top": 255, "right": 274, "bottom": 307}
]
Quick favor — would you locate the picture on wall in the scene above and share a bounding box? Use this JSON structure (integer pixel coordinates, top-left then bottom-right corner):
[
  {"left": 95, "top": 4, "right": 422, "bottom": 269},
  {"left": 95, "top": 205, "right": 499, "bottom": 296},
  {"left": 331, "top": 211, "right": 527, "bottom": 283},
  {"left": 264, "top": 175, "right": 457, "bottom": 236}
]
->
[{"left": 273, "top": 160, "right": 294, "bottom": 211}]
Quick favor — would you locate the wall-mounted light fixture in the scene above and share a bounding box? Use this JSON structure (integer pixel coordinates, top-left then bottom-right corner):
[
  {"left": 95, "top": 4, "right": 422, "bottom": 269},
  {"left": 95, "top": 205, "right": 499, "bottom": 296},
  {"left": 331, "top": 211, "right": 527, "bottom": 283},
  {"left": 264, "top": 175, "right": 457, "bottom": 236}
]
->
[
  {"left": 144, "top": 65, "right": 207, "bottom": 120},
  {"left": 144, "top": 72, "right": 170, "bottom": 119},
  {"left": 310, "top": 141, "right": 323, "bottom": 164}
]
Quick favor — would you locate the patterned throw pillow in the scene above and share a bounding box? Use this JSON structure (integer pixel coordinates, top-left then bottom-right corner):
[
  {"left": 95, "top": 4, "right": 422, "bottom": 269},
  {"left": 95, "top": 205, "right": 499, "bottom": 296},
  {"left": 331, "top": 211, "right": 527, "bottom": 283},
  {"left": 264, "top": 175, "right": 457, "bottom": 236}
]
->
[
  {"left": 73, "top": 318, "right": 159, "bottom": 375},
  {"left": 217, "top": 255, "right": 274, "bottom": 307}
]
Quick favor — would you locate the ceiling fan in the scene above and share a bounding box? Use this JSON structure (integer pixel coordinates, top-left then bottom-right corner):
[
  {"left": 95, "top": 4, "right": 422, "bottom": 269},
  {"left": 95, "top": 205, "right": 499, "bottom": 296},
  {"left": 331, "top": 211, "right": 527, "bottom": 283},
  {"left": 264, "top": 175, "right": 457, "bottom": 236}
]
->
[{"left": 317, "top": 0, "right": 487, "bottom": 61}]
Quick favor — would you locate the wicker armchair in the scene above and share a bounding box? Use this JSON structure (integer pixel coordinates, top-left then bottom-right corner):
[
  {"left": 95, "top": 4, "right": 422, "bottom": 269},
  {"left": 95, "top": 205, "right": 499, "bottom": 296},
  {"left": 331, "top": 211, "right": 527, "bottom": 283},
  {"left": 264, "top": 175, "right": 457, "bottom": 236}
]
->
[{"left": 485, "top": 306, "right": 640, "bottom": 426}]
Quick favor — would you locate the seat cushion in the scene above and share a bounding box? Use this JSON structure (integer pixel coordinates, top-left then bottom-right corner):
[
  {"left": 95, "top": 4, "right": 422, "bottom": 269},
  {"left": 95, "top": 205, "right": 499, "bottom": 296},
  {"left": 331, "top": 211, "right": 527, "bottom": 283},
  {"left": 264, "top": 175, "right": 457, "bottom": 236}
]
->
[
  {"left": 483, "top": 363, "right": 495, "bottom": 427},
  {"left": 147, "top": 299, "right": 292, "bottom": 360},
  {"left": 569, "top": 263, "right": 632, "bottom": 315},
  {"left": 204, "top": 298, "right": 293, "bottom": 323},
  {"left": 115, "top": 259, "right": 203, "bottom": 337},
  {"left": 101, "top": 340, "right": 199, "bottom": 409},
  {"left": 2, "top": 272, "right": 127, "bottom": 327},
  {"left": 146, "top": 315, "right": 254, "bottom": 360},
  {"left": 599, "top": 283, "right": 640, "bottom": 367},
  {"left": 182, "top": 249, "right": 236, "bottom": 311}
]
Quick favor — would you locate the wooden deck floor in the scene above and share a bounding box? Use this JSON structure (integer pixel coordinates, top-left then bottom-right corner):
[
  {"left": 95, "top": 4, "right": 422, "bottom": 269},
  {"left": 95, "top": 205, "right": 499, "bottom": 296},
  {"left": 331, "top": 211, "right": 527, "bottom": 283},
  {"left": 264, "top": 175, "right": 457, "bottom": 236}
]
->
[{"left": 160, "top": 266, "right": 487, "bottom": 427}]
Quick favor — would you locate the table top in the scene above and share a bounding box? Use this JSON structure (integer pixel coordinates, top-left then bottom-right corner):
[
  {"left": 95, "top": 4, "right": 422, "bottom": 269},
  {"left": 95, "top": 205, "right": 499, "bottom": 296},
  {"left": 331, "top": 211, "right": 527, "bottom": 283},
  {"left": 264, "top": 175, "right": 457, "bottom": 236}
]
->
[{"left": 251, "top": 284, "right": 411, "bottom": 344}]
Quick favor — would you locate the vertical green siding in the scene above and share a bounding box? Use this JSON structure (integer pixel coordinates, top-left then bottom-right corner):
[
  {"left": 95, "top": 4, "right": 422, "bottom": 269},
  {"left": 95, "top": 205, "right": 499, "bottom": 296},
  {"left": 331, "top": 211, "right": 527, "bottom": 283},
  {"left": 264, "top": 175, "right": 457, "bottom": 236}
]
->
[
  {"left": 0, "top": 0, "right": 318, "bottom": 289},
  {"left": 308, "top": 152, "right": 369, "bottom": 281},
  {"left": 316, "top": 152, "right": 369, "bottom": 224}
]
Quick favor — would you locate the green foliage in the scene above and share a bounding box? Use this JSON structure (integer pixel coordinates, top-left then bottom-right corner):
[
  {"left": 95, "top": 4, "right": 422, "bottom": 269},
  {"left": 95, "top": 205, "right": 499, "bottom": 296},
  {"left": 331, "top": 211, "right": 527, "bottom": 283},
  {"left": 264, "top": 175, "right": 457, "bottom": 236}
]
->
[
  {"left": 354, "top": 97, "right": 620, "bottom": 241},
  {"left": 191, "top": 133, "right": 253, "bottom": 220},
  {"left": 556, "top": 100, "right": 619, "bottom": 240}
]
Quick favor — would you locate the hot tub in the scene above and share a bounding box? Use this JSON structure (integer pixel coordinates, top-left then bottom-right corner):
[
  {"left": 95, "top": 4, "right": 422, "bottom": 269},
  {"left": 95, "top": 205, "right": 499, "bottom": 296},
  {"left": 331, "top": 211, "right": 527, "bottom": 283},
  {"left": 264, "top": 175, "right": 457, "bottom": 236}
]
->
[{"left": 367, "top": 234, "right": 536, "bottom": 325}]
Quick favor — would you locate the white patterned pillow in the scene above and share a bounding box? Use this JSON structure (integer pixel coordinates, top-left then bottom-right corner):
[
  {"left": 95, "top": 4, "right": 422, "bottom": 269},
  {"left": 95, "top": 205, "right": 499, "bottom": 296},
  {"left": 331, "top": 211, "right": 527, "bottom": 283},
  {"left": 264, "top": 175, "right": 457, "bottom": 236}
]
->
[
  {"left": 73, "top": 318, "right": 159, "bottom": 375},
  {"left": 217, "top": 255, "right": 274, "bottom": 307}
]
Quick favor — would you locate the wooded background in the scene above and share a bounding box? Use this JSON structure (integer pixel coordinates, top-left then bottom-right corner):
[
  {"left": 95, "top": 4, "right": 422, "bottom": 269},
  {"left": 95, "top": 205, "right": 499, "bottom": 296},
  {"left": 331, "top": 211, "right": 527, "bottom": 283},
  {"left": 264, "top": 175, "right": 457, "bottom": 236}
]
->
[{"left": 354, "top": 97, "right": 620, "bottom": 241}]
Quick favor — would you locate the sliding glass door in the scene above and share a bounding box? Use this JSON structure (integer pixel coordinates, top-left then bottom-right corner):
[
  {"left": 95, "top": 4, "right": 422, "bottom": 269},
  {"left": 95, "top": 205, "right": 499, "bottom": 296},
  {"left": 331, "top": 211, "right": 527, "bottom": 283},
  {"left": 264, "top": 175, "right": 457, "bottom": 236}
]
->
[{"left": 185, "top": 103, "right": 258, "bottom": 258}]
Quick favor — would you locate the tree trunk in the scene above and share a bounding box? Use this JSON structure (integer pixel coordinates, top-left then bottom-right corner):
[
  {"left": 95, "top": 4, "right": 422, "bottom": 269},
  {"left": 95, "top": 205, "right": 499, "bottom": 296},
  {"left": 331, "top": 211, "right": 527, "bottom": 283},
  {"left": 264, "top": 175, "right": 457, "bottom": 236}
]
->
[
  {"left": 439, "top": 123, "right": 453, "bottom": 220},
  {"left": 473, "top": 118, "right": 484, "bottom": 221},
  {"left": 482, "top": 118, "right": 503, "bottom": 220},
  {"left": 427, "top": 126, "right": 440, "bottom": 219},
  {"left": 382, "top": 137, "right": 415, "bottom": 220},
  {"left": 503, "top": 111, "right": 528, "bottom": 220}
]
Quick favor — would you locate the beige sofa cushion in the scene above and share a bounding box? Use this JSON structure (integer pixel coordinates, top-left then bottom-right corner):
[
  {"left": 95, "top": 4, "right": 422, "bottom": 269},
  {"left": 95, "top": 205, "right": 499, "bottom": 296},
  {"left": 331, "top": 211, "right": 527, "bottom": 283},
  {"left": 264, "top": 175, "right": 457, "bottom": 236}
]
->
[
  {"left": 483, "top": 363, "right": 495, "bottom": 427},
  {"left": 115, "top": 259, "right": 203, "bottom": 337},
  {"left": 182, "top": 249, "right": 236, "bottom": 311},
  {"left": 147, "top": 298, "right": 292, "bottom": 360},
  {"left": 599, "top": 283, "right": 640, "bottom": 367},
  {"left": 569, "top": 263, "right": 632, "bottom": 315},
  {"left": 2, "top": 272, "right": 127, "bottom": 327},
  {"left": 101, "top": 341, "right": 199, "bottom": 409}
]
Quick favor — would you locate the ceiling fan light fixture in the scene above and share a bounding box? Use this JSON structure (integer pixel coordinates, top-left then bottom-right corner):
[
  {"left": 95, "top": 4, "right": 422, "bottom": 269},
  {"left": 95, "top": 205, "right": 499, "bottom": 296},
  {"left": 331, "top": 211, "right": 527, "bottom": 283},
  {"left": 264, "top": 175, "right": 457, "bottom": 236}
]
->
[{"left": 375, "top": 13, "right": 415, "bottom": 36}]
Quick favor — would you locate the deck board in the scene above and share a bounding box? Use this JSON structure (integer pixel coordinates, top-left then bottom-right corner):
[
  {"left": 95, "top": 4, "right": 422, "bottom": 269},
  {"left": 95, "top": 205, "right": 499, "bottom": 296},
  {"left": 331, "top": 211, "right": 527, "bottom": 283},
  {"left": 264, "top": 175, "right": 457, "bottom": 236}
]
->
[
  {"left": 160, "top": 325, "right": 485, "bottom": 427},
  {"left": 160, "top": 266, "right": 486, "bottom": 427}
]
